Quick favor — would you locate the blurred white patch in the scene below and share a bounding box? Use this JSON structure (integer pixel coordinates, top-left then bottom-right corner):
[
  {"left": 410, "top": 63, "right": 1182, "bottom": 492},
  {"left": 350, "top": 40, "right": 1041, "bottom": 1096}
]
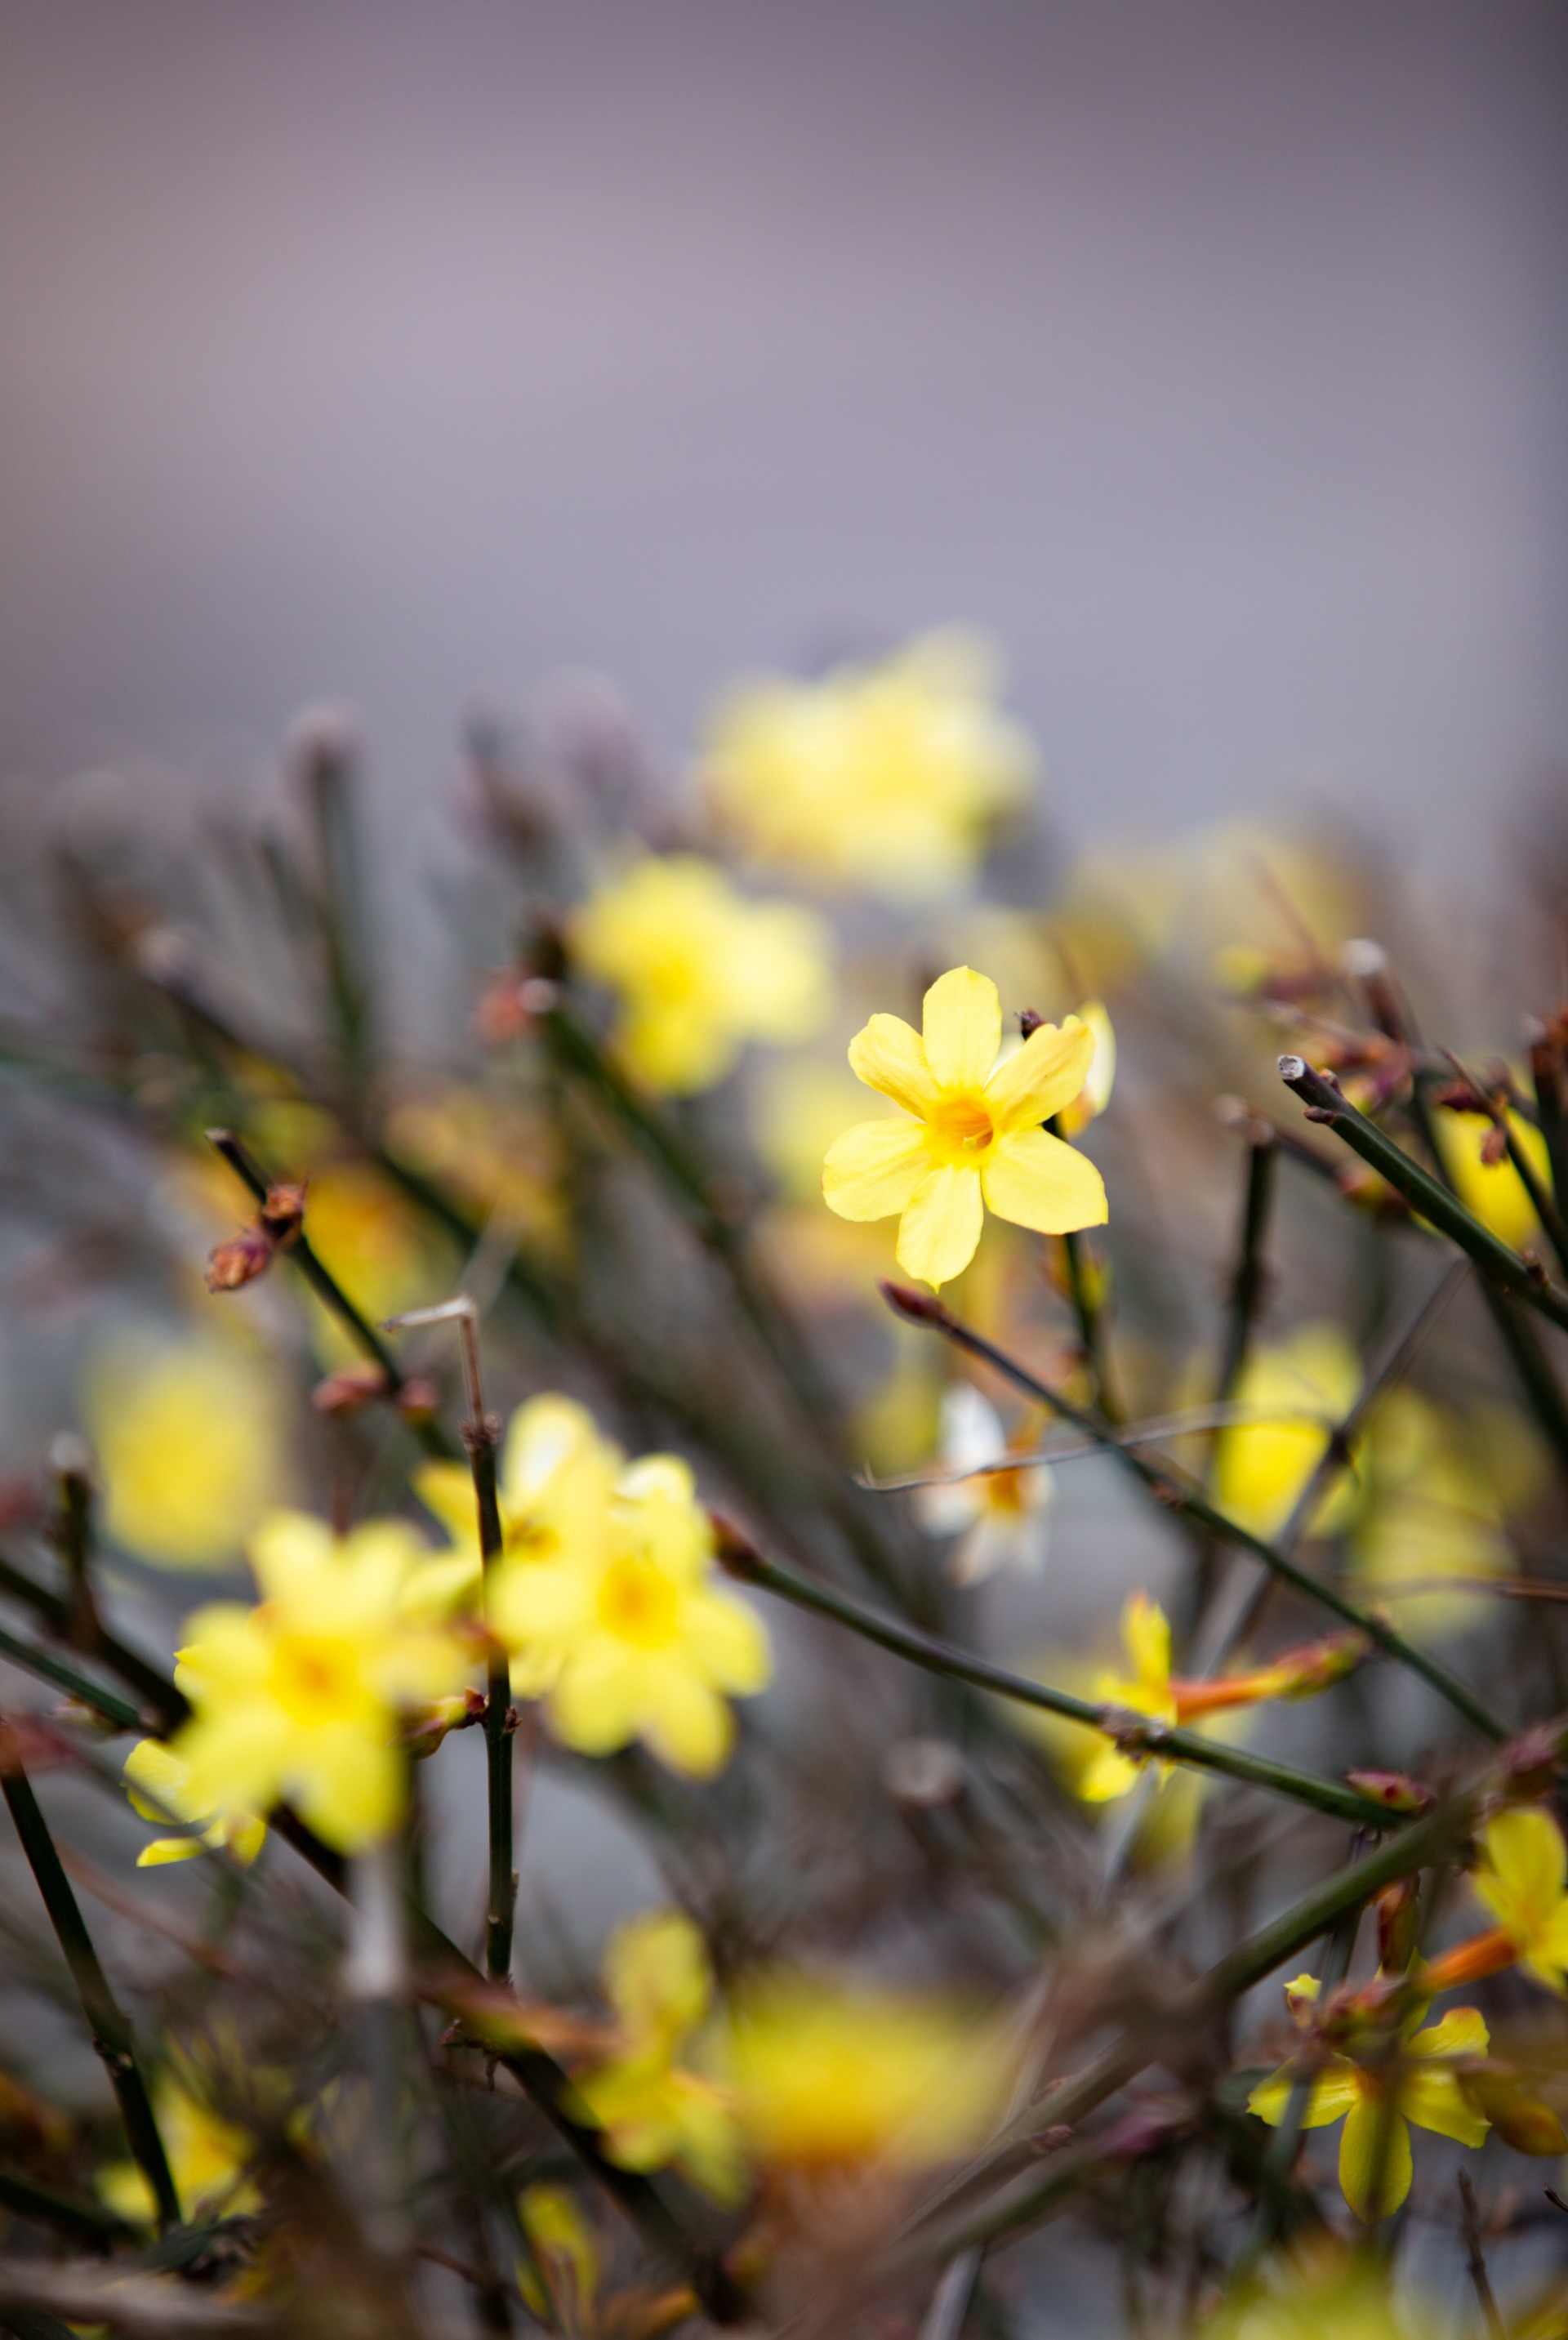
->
[{"left": 915, "top": 1384, "right": 1053, "bottom": 1586}]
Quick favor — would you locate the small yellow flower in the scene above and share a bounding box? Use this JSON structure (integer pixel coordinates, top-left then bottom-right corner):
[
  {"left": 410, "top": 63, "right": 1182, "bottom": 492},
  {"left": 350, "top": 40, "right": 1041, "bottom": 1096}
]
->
[
  {"left": 168, "top": 1512, "right": 470, "bottom": 1852},
  {"left": 703, "top": 630, "right": 1034, "bottom": 898},
  {"left": 713, "top": 1975, "right": 1009, "bottom": 2170},
  {"left": 122, "top": 1737, "right": 266, "bottom": 1869},
  {"left": 823, "top": 967, "right": 1107, "bottom": 1288},
  {"left": 570, "top": 853, "right": 831, "bottom": 1094},
  {"left": 914, "top": 1384, "right": 1053, "bottom": 1586},
  {"left": 1213, "top": 1325, "right": 1361, "bottom": 1542},
  {"left": 99, "top": 2075, "right": 259, "bottom": 2227},
  {"left": 82, "top": 1331, "right": 287, "bottom": 1570},
  {"left": 517, "top": 2184, "right": 599, "bottom": 2331},
  {"left": 1248, "top": 1986, "right": 1489, "bottom": 2221},
  {"left": 1052, "top": 1000, "right": 1116, "bottom": 1137},
  {"left": 1467, "top": 1807, "right": 1568, "bottom": 1993},
  {"left": 1434, "top": 1103, "right": 1550, "bottom": 1252},
  {"left": 572, "top": 1910, "right": 745, "bottom": 2203},
  {"left": 468, "top": 1422, "right": 772, "bottom": 1768}
]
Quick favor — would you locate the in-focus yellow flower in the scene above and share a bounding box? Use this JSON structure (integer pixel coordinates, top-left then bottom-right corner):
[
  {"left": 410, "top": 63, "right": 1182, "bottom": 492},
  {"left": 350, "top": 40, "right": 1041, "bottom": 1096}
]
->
[
  {"left": 703, "top": 630, "right": 1034, "bottom": 898},
  {"left": 913, "top": 1384, "right": 1053, "bottom": 1586},
  {"left": 714, "top": 1974, "right": 1009, "bottom": 2169},
  {"left": 1435, "top": 1103, "right": 1550, "bottom": 1253},
  {"left": 168, "top": 1512, "right": 470, "bottom": 1852},
  {"left": 1248, "top": 1980, "right": 1489, "bottom": 2221},
  {"left": 490, "top": 1450, "right": 772, "bottom": 1780},
  {"left": 573, "top": 1910, "right": 745, "bottom": 2202},
  {"left": 82, "top": 1331, "right": 287, "bottom": 1569},
  {"left": 571, "top": 853, "right": 831, "bottom": 1094},
  {"left": 122, "top": 1737, "right": 265, "bottom": 1869},
  {"left": 1214, "top": 1325, "right": 1361, "bottom": 1542},
  {"left": 823, "top": 967, "right": 1107, "bottom": 1288},
  {"left": 99, "top": 2075, "right": 259, "bottom": 2226}
]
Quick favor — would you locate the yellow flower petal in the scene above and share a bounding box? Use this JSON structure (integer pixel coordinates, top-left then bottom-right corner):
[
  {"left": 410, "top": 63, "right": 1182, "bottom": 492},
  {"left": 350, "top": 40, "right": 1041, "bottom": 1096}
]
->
[
  {"left": 895, "top": 1163, "right": 985, "bottom": 1288},
  {"left": 1247, "top": 2059, "right": 1360, "bottom": 2127},
  {"left": 136, "top": 1835, "right": 208, "bottom": 1867},
  {"left": 1409, "top": 2005, "right": 1489, "bottom": 2061},
  {"left": 1121, "top": 1593, "right": 1171, "bottom": 1699},
  {"left": 847, "top": 1013, "right": 940, "bottom": 1117},
  {"left": 920, "top": 967, "right": 1001, "bottom": 1091},
  {"left": 980, "top": 1126, "right": 1107, "bottom": 1237},
  {"left": 1339, "top": 2097, "right": 1412, "bottom": 2221},
  {"left": 639, "top": 1660, "right": 735, "bottom": 1778},
  {"left": 822, "top": 1118, "right": 931, "bottom": 1223},
  {"left": 1474, "top": 1807, "right": 1567, "bottom": 1941},
  {"left": 1400, "top": 2065, "right": 1488, "bottom": 2150},
  {"left": 983, "top": 1016, "right": 1097, "bottom": 1136}
]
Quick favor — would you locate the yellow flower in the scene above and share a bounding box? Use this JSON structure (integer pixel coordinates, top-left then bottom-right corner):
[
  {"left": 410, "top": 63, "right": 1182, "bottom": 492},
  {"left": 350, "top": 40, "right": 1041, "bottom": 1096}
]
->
[
  {"left": 1078, "top": 1592, "right": 1178, "bottom": 1803},
  {"left": 517, "top": 2185, "right": 599, "bottom": 2332},
  {"left": 1213, "top": 1325, "right": 1361, "bottom": 1541},
  {"left": 122, "top": 1737, "right": 266, "bottom": 1869},
  {"left": 823, "top": 967, "right": 1107, "bottom": 1288},
  {"left": 1248, "top": 1984, "right": 1489, "bottom": 2221},
  {"left": 99, "top": 2075, "right": 259, "bottom": 2226},
  {"left": 914, "top": 1384, "right": 1053, "bottom": 1586},
  {"left": 1349, "top": 1388, "right": 1508, "bottom": 1631},
  {"left": 1466, "top": 1807, "right": 1568, "bottom": 1993},
  {"left": 570, "top": 853, "right": 831, "bottom": 1094},
  {"left": 82, "top": 1331, "right": 287, "bottom": 1569},
  {"left": 1434, "top": 1103, "right": 1550, "bottom": 1252},
  {"left": 479, "top": 1422, "right": 767, "bottom": 1768},
  {"left": 168, "top": 1512, "right": 470, "bottom": 1852},
  {"left": 572, "top": 1910, "right": 745, "bottom": 2203},
  {"left": 713, "top": 1975, "right": 1009, "bottom": 2169},
  {"left": 1052, "top": 1000, "right": 1116, "bottom": 1137},
  {"left": 1199, "top": 2244, "right": 1419, "bottom": 2339},
  {"left": 702, "top": 630, "right": 1034, "bottom": 898}
]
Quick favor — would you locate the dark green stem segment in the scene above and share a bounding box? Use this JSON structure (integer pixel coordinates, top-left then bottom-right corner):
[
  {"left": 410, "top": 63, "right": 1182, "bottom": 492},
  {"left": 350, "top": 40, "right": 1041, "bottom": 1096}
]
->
[
  {"left": 0, "top": 1739, "right": 179, "bottom": 2231},
  {"left": 0, "top": 2164, "right": 137, "bottom": 2244},
  {"left": 1530, "top": 1026, "right": 1568, "bottom": 1216},
  {"left": 880, "top": 1282, "right": 1506, "bottom": 1743},
  {"left": 1215, "top": 1127, "right": 1280, "bottom": 1413},
  {"left": 716, "top": 1530, "right": 1399, "bottom": 1830},
  {"left": 205, "top": 1128, "right": 453, "bottom": 1462},
  {"left": 50, "top": 1442, "right": 100, "bottom": 1652},
  {"left": 1045, "top": 1111, "right": 1121, "bottom": 1422},
  {"left": 1277, "top": 1055, "right": 1568, "bottom": 1335},
  {"left": 466, "top": 1424, "right": 515, "bottom": 1985},
  {"left": 0, "top": 1548, "right": 186, "bottom": 1732},
  {"left": 0, "top": 1622, "right": 144, "bottom": 1733}
]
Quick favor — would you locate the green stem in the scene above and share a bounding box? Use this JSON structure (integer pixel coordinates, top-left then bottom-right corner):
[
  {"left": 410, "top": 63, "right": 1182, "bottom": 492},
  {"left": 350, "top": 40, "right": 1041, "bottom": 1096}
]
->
[
  {"left": 466, "top": 1425, "right": 515, "bottom": 1984},
  {"left": 49, "top": 1437, "right": 100, "bottom": 1651},
  {"left": 719, "top": 1535, "right": 1398, "bottom": 1829},
  {"left": 1530, "top": 1023, "right": 1568, "bottom": 1214},
  {"left": 1277, "top": 1056, "right": 1568, "bottom": 1335},
  {"left": 1215, "top": 1128, "right": 1279, "bottom": 1416},
  {"left": 0, "top": 1548, "right": 186, "bottom": 1731},
  {"left": 0, "top": 1623, "right": 144, "bottom": 1732},
  {"left": 205, "top": 1129, "right": 453, "bottom": 1463},
  {"left": 881, "top": 1283, "right": 1505, "bottom": 1742},
  {"left": 0, "top": 1739, "right": 180, "bottom": 2231},
  {"left": 1046, "top": 1113, "right": 1121, "bottom": 1420},
  {"left": 0, "top": 2165, "right": 136, "bottom": 2245}
]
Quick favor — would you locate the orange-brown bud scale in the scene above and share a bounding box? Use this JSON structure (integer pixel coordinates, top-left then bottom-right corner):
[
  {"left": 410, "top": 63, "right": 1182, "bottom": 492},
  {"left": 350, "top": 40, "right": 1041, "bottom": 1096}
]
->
[{"left": 1416, "top": 1928, "right": 1520, "bottom": 1995}]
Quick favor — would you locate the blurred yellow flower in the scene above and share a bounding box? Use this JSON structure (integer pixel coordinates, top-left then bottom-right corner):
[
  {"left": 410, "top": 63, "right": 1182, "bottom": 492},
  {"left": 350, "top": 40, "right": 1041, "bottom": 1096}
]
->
[
  {"left": 914, "top": 1384, "right": 1053, "bottom": 1586},
  {"left": 82, "top": 1331, "right": 287, "bottom": 1570},
  {"left": 573, "top": 1910, "right": 745, "bottom": 2202},
  {"left": 714, "top": 1975, "right": 1009, "bottom": 2169},
  {"left": 296, "top": 1162, "right": 441, "bottom": 1366},
  {"left": 1467, "top": 1807, "right": 1568, "bottom": 1994},
  {"left": 169, "top": 1512, "right": 470, "bottom": 1852},
  {"left": 1052, "top": 999, "right": 1116, "bottom": 1137},
  {"left": 517, "top": 2184, "right": 599, "bottom": 2331},
  {"left": 99, "top": 2075, "right": 259, "bottom": 2226},
  {"left": 491, "top": 1449, "right": 772, "bottom": 1780},
  {"left": 1248, "top": 1981, "right": 1488, "bottom": 2221},
  {"left": 1200, "top": 2246, "right": 1419, "bottom": 2339},
  {"left": 571, "top": 853, "right": 831, "bottom": 1094},
  {"left": 1434, "top": 1103, "right": 1549, "bottom": 1253},
  {"left": 1214, "top": 1325, "right": 1361, "bottom": 1542},
  {"left": 1349, "top": 1388, "right": 1508, "bottom": 1631},
  {"left": 823, "top": 967, "right": 1107, "bottom": 1288},
  {"left": 703, "top": 630, "right": 1034, "bottom": 898},
  {"left": 122, "top": 1737, "right": 266, "bottom": 1869}
]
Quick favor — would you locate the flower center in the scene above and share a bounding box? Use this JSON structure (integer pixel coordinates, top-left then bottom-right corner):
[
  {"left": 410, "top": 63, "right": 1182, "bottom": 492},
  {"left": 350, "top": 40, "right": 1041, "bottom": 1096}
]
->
[
  {"left": 927, "top": 1093, "right": 995, "bottom": 1164},
  {"left": 271, "top": 1635, "right": 357, "bottom": 1723},
  {"left": 598, "top": 1555, "right": 680, "bottom": 1649}
]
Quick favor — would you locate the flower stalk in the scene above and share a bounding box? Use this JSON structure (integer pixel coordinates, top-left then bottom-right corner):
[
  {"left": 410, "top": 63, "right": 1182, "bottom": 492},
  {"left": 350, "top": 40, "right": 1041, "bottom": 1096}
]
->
[{"left": 0, "top": 1723, "right": 179, "bottom": 2231}]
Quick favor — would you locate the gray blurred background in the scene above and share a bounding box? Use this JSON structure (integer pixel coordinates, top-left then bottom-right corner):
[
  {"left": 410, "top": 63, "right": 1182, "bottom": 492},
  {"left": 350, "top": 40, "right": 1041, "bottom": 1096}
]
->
[{"left": 1, "top": 0, "right": 1565, "bottom": 867}]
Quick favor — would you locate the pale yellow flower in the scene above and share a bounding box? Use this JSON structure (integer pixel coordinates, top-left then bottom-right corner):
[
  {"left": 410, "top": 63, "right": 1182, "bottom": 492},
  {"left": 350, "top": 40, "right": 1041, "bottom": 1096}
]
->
[
  {"left": 1052, "top": 999, "right": 1116, "bottom": 1137},
  {"left": 1468, "top": 1807, "right": 1568, "bottom": 1994},
  {"left": 1249, "top": 1985, "right": 1488, "bottom": 2221},
  {"left": 479, "top": 1435, "right": 772, "bottom": 1780},
  {"left": 122, "top": 1737, "right": 265, "bottom": 1869},
  {"left": 1349, "top": 1387, "right": 1508, "bottom": 1631},
  {"left": 571, "top": 852, "right": 831, "bottom": 1094},
  {"left": 823, "top": 967, "right": 1107, "bottom": 1288},
  {"left": 82, "top": 1331, "right": 287, "bottom": 1570},
  {"left": 713, "top": 1974, "right": 1009, "bottom": 2169},
  {"left": 1213, "top": 1325, "right": 1361, "bottom": 1542},
  {"left": 915, "top": 1384, "right": 1053, "bottom": 1586},
  {"left": 169, "top": 1512, "right": 469, "bottom": 1852},
  {"left": 572, "top": 1910, "right": 745, "bottom": 2202},
  {"left": 517, "top": 2185, "right": 599, "bottom": 2331},
  {"left": 1434, "top": 1103, "right": 1550, "bottom": 1253},
  {"left": 703, "top": 630, "right": 1034, "bottom": 898},
  {"left": 99, "top": 2075, "right": 259, "bottom": 2226}
]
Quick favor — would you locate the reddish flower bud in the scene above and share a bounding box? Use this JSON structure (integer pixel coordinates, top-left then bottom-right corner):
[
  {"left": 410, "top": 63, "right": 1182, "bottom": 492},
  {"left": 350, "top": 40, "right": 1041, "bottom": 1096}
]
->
[{"left": 205, "top": 1223, "right": 277, "bottom": 1292}]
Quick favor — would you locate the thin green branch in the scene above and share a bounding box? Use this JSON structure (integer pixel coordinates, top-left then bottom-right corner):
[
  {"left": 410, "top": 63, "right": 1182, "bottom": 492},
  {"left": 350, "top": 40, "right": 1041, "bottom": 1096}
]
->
[
  {"left": 1530, "top": 1021, "right": 1568, "bottom": 1214},
  {"left": 1277, "top": 1055, "right": 1568, "bottom": 1335},
  {"left": 205, "top": 1129, "right": 453, "bottom": 1462},
  {"left": 0, "top": 1733, "right": 179, "bottom": 2231},
  {"left": 715, "top": 1529, "right": 1397, "bottom": 1830},
  {"left": 880, "top": 1282, "right": 1505, "bottom": 1742},
  {"left": 0, "top": 1622, "right": 145, "bottom": 1733},
  {"left": 0, "top": 1549, "right": 186, "bottom": 1732},
  {"left": 0, "top": 2166, "right": 138, "bottom": 2245}
]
